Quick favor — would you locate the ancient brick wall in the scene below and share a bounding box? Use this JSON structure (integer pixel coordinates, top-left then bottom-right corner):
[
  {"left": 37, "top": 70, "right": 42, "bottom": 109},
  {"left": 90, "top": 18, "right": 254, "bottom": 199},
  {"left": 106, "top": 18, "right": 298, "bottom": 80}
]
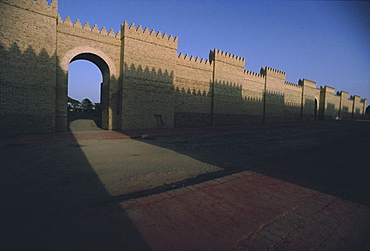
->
[
  {"left": 317, "top": 86, "right": 367, "bottom": 120},
  {"left": 319, "top": 86, "right": 341, "bottom": 120},
  {"left": 283, "top": 82, "right": 303, "bottom": 121},
  {"left": 359, "top": 99, "right": 367, "bottom": 118},
  {"left": 241, "top": 71, "right": 265, "bottom": 124},
  {"left": 120, "top": 22, "right": 178, "bottom": 130},
  {"left": 0, "top": 0, "right": 367, "bottom": 136},
  {"left": 352, "top": 96, "right": 365, "bottom": 119},
  {"left": 211, "top": 50, "right": 249, "bottom": 125},
  {"left": 0, "top": 0, "right": 58, "bottom": 136},
  {"left": 261, "top": 67, "right": 286, "bottom": 123},
  {"left": 174, "top": 54, "right": 213, "bottom": 127},
  {"left": 339, "top": 91, "right": 353, "bottom": 119},
  {"left": 56, "top": 14, "right": 121, "bottom": 131},
  {"left": 300, "top": 79, "right": 320, "bottom": 121}
]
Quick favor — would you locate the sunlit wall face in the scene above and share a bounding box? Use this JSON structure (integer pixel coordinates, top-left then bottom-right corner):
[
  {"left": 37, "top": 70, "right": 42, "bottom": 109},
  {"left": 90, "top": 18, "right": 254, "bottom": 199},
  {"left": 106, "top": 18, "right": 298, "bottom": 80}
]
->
[{"left": 59, "top": 0, "right": 370, "bottom": 101}]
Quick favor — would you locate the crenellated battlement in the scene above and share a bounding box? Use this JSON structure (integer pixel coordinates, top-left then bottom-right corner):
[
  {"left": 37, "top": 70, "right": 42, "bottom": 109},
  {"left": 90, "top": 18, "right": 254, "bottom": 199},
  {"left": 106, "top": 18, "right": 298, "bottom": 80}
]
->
[
  {"left": 1, "top": 0, "right": 368, "bottom": 135},
  {"left": 1, "top": 0, "right": 58, "bottom": 17},
  {"left": 349, "top": 95, "right": 361, "bottom": 100},
  {"left": 243, "top": 70, "right": 265, "bottom": 85},
  {"left": 58, "top": 15, "right": 121, "bottom": 39},
  {"left": 284, "top": 81, "right": 302, "bottom": 89},
  {"left": 265, "top": 66, "right": 286, "bottom": 75},
  {"left": 298, "top": 79, "right": 317, "bottom": 89},
  {"left": 321, "top": 87, "right": 365, "bottom": 106},
  {"left": 244, "top": 70, "right": 265, "bottom": 79},
  {"left": 122, "top": 21, "right": 178, "bottom": 50},
  {"left": 213, "top": 49, "right": 245, "bottom": 62},
  {"left": 178, "top": 53, "right": 210, "bottom": 65},
  {"left": 260, "top": 66, "right": 286, "bottom": 80},
  {"left": 320, "top": 85, "right": 336, "bottom": 94},
  {"left": 210, "top": 49, "right": 245, "bottom": 68},
  {"left": 337, "top": 91, "right": 349, "bottom": 100}
]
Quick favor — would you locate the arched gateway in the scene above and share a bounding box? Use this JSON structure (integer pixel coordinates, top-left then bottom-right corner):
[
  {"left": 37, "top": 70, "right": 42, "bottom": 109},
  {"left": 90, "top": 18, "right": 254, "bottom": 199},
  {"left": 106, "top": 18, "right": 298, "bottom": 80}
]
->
[
  {"left": 59, "top": 46, "right": 119, "bottom": 131},
  {"left": 0, "top": 0, "right": 367, "bottom": 136}
]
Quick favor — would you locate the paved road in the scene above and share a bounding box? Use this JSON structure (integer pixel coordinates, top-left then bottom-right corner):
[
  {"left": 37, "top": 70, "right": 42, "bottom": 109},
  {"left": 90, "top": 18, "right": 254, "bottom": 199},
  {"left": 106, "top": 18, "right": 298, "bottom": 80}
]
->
[
  {"left": 1, "top": 120, "right": 369, "bottom": 250},
  {"left": 69, "top": 118, "right": 103, "bottom": 132}
]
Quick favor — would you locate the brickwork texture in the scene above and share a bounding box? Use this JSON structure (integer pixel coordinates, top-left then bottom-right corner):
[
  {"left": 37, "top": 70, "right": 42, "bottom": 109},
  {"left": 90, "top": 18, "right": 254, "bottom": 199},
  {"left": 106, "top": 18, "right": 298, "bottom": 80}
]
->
[{"left": 0, "top": 0, "right": 367, "bottom": 136}]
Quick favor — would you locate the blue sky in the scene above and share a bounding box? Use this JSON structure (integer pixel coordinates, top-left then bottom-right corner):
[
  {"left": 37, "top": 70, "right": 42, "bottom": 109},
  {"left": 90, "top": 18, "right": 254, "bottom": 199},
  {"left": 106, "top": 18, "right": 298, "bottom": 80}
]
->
[{"left": 56, "top": 0, "right": 370, "bottom": 104}]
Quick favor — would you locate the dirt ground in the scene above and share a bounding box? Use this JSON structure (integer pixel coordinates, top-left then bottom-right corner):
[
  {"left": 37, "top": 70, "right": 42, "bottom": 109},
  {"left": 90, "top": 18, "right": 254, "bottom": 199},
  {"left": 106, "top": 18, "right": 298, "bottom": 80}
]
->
[{"left": 1, "top": 119, "right": 369, "bottom": 249}]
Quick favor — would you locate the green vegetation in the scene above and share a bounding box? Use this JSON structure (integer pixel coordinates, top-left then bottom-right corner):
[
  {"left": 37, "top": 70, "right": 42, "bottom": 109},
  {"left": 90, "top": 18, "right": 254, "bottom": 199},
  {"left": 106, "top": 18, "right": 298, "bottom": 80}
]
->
[{"left": 68, "top": 97, "right": 100, "bottom": 112}]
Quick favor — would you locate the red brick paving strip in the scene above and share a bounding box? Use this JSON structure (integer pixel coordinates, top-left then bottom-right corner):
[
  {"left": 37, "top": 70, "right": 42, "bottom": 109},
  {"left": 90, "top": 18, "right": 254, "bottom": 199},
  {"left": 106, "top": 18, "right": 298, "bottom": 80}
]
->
[{"left": 120, "top": 171, "right": 370, "bottom": 250}]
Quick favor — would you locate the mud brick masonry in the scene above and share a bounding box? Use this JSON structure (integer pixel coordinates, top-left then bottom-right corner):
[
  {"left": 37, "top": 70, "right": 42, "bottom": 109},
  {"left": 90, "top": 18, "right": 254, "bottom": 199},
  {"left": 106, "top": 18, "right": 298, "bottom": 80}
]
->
[{"left": 0, "top": 0, "right": 367, "bottom": 136}]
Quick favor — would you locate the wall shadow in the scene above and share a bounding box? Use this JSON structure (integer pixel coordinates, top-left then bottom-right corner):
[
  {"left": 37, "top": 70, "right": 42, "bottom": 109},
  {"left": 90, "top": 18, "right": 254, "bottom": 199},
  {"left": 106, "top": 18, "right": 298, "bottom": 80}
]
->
[
  {"left": 121, "top": 62, "right": 175, "bottom": 130},
  {"left": 174, "top": 83, "right": 213, "bottom": 128},
  {"left": 118, "top": 64, "right": 370, "bottom": 208},
  {"left": 0, "top": 42, "right": 57, "bottom": 136},
  {"left": 2, "top": 42, "right": 369, "bottom": 249},
  {"left": 253, "top": 120, "right": 370, "bottom": 207},
  {"left": 121, "top": 62, "right": 314, "bottom": 131},
  {"left": 127, "top": 120, "right": 370, "bottom": 208},
  {"left": 0, "top": 43, "right": 149, "bottom": 250}
]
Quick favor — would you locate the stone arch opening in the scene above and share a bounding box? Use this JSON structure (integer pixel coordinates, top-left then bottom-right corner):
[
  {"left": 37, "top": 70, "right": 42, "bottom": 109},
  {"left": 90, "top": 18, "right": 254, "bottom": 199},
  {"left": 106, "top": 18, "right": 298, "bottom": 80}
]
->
[
  {"left": 56, "top": 46, "right": 119, "bottom": 132},
  {"left": 67, "top": 53, "right": 111, "bottom": 130},
  {"left": 68, "top": 59, "right": 103, "bottom": 131}
]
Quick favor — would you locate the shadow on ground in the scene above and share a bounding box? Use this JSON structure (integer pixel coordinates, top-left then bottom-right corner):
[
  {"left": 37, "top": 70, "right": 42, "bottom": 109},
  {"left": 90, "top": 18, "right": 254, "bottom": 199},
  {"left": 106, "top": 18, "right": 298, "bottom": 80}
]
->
[
  {"left": 68, "top": 111, "right": 103, "bottom": 132},
  {"left": 0, "top": 133, "right": 149, "bottom": 250},
  {"left": 129, "top": 120, "right": 370, "bottom": 207},
  {"left": 1, "top": 120, "right": 369, "bottom": 249}
]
